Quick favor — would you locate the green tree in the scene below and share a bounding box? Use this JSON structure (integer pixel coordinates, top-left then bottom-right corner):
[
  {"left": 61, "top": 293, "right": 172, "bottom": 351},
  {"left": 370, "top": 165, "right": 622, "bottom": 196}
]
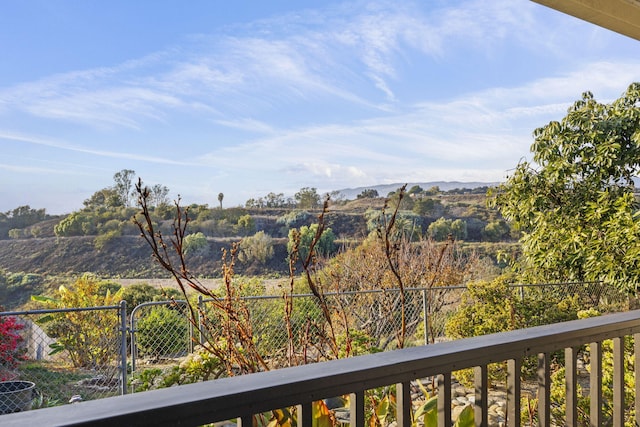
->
[
  {"left": 264, "top": 192, "right": 285, "bottom": 208},
  {"left": 490, "top": 83, "right": 640, "bottom": 290},
  {"left": 183, "top": 232, "right": 210, "bottom": 256},
  {"left": 287, "top": 224, "right": 335, "bottom": 261},
  {"left": 294, "top": 187, "right": 320, "bottom": 209},
  {"left": 483, "top": 220, "right": 510, "bottom": 242},
  {"left": 427, "top": 217, "right": 451, "bottom": 241},
  {"left": 238, "top": 231, "right": 274, "bottom": 264},
  {"left": 407, "top": 185, "right": 424, "bottom": 195},
  {"left": 218, "top": 192, "right": 224, "bottom": 210},
  {"left": 32, "top": 274, "right": 124, "bottom": 368},
  {"left": 236, "top": 214, "right": 255, "bottom": 235},
  {"left": 113, "top": 169, "right": 136, "bottom": 207},
  {"left": 83, "top": 188, "right": 123, "bottom": 209},
  {"left": 54, "top": 212, "right": 93, "bottom": 236},
  {"left": 150, "top": 184, "right": 170, "bottom": 207},
  {"left": 450, "top": 219, "right": 467, "bottom": 240},
  {"left": 357, "top": 189, "right": 379, "bottom": 199},
  {"left": 412, "top": 198, "right": 437, "bottom": 216}
]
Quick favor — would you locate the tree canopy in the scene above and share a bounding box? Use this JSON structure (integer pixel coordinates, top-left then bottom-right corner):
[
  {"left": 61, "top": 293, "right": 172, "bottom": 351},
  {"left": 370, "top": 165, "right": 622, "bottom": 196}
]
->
[{"left": 490, "top": 82, "right": 640, "bottom": 291}]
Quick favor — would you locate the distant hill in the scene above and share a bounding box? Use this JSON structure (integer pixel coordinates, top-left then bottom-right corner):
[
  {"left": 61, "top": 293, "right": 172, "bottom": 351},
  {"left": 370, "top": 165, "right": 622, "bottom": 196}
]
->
[{"left": 335, "top": 181, "right": 499, "bottom": 200}]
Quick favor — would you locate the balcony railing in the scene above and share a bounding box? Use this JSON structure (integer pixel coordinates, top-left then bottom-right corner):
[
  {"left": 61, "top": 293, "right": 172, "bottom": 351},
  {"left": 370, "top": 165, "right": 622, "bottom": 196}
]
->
[{"left": 3, "top": 309, "right": 640, "bottom": 426}]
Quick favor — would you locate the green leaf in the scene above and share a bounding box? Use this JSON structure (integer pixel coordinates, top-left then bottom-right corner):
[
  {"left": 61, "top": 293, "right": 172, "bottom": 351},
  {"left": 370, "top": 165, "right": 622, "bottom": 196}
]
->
[
  {"left": 414, "top": 395, "right": 438, "bottom": 426},
  {"left": 35, "top": 314, "right": 55, "bottom": 324},
  {"left": 453, "top": 405, "right": 475, "bottom": 427},
  {"left": 48, "top": 342, "right": 65, "bottom": 356},
  {"left": 31, "top": 294, "right": 58, "bottom": 303}
]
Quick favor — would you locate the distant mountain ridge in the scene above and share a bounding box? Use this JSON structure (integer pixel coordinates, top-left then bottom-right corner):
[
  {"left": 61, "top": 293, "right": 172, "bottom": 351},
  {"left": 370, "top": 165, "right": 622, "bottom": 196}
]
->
[{"left": 335, "top": 181, "right": 500, "bottom": 200}]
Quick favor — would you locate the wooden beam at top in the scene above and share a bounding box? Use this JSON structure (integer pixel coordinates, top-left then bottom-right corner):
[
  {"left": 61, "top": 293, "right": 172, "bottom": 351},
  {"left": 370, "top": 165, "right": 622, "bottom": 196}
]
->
[{"left": 532, "top": 0, "right": 640, "bottom": 41}]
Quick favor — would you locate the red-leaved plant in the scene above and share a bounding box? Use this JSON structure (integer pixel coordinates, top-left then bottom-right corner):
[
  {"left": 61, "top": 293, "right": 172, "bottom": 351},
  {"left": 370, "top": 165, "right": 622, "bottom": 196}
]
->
[{"left": 0, "top": 316, "right": 25, "bottom": 381}]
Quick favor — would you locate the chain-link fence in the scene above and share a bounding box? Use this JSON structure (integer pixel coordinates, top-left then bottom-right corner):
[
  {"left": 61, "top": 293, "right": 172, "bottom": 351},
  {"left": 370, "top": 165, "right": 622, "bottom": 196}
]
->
[
  {"left": 129, "top": 281, "right": 629, "bottom": 372},
  {"left": 130, "top": 301, "right": 194, "bottom": 372},
  {"left": 0, "top": 281, "right": 629, "bottom": 414},
  {"left": 0, "top": 303, "right": 127, "bottom": 414}
]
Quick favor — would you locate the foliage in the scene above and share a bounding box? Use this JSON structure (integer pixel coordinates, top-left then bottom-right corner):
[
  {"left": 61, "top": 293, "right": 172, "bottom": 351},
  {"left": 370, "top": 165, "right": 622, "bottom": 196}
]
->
[
  {"left": 32, "top": 274, "right": 124, "bottom": 368},
  {"left": 357, "top": 189, "right": 379, "bottom": 199},
  {"left": 183, "top": 232, "right": 210, "bottom": 256},
  {"left": 130, "top": 345, "right": 223, "bottom": 392},
  {"left": 365, "top": 209, "right": 423, "bottom": 240},
  {"left": 490, "top": 83, "right": 640, "bottom": 291},
  {"left": 136, "top": 305, "right": 190, "bottom": 358},
  {"left": 412, "top": 197, "right": 440, "bottom": 216},
  {"left": 8, "top": 228, "right": 23, "bottom": 239},
  {"left": 132, "top": 180, "right": 480, "bottom": 426},
  {"left": 0, "top": 315, "right": 25, "bottom": 381},
  {"left": 277, "top": 210, "right": 311, "bottom": 229},
  {"left": 236, "top": 214, "right": 256, "bottom": 235},
  {"left": 245, "top": 192, "right": 290, "bottom": 208},
  {"left": 287, "top": 224, "right": 336, "bottom": 261},
  {"left": 238, "top": 231, "right": 275, "bottom": 265},
  {"left": 294, "top": 187, "right": 321, "bottom": 209},
  {"left": 54, "top": 211, "right": 93, "bottom": 236},
  {"left": 482, "top": 220, "right": 510, "bottom": 242},
  {"left": 150, "top": 184, "right": 171, "bottom": 207},
  {"left": 134, "top": 181, "right": 268, "bottom": 376},
  {"left": 445, "top": 275, "right": 582, "bottom": 384},
  {"left": 83, "top": 187, "right": 123, "bottom": 209},
  {"left": 0, "top": 205, "right": 49, "bottom": 239},
  {"left": 113, "top": 169, "right": 136, "bottom": 207},
  {"left": 427, "top": 217, "right": 467, "bottom": 241},
  {"left": 94, "top": 229, "right": 121, "bottom": 250},
  {"left": 121, "top": 283, "right": 182, "bottom": 313}
]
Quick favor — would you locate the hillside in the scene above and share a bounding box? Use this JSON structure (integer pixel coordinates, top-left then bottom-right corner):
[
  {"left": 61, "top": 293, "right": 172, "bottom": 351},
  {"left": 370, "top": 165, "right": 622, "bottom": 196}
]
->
[
  {"left": 0, "top": 236, "right": 291, "bottom": 278},
  {"left": 0, "top": 186, "right": 514, "bottom": 280}
]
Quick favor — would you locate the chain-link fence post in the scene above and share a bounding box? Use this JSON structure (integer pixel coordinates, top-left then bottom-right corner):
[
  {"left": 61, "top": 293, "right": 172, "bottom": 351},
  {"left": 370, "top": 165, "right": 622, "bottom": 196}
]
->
[
  {"left": 130, "top": 305, "right": 138, "bottom": 373},
  {"left": 197, "top": 295, "right": 204, "bottom": 346},
  {"left": 119, "top": 300, "right": 128, "bottom": 395},
  {"left": 422, "top": 288, "right": 428, "bottom": 345}
]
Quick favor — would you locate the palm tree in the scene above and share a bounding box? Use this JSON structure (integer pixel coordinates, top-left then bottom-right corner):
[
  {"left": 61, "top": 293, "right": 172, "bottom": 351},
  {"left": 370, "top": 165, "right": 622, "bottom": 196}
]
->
[{"left": 218, "top": 192, "right": 224, "bottom": 210}]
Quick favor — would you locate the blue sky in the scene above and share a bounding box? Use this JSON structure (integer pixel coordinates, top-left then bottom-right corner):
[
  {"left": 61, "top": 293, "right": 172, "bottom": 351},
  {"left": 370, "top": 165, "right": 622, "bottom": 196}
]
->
[{"left": 2, "top": 0, "right": 640, "bottom": 214}]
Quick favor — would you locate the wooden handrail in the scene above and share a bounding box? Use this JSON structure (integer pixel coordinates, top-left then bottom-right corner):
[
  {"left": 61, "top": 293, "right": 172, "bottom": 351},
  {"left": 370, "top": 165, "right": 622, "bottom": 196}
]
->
[{"left": 3, "top": 310, "right": 640, "bottom": 426}]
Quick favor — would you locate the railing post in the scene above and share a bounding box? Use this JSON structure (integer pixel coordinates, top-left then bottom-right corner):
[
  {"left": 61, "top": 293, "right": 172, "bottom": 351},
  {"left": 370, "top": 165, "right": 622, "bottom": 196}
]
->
[
  {"left": 613, "top": 337, "right": 624, "bottom": 427},
  {"left": 590, "top": 341, "right": 602, "bottom": 426},
  {"left": 438, "top": 373, "right": 452, "bottom": 426},
  {"left": 474, "top": 365, "right": 488, "bottom": 426},
  {"left": 396, "top": 381, "right": 412, "bottom": 426},
  {"left": 506, "top": 358, "right": 521, "bottom": 427},
  {"left": 350, "top": 391, "right": 365, "bottom": 427},
  {"left": 297, "top": 402, "right": 312, "bottom": 427},
  {"left": 565, "top": 346, "right": 578, "bottom": 427},
  {"left": 635, "top": 333, "right": 640, "bottom": 426},
  {"left": 119, "top": 300, "right": 128, "bottom": 395},
  {"left": 537, "top": 352, "right": 550, "bottom": 427}
]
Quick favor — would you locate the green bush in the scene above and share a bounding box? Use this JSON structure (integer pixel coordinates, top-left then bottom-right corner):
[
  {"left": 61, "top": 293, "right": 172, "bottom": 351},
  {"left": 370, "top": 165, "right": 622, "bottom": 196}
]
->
[
  {"left": 183, "top": 232, "right": 210, "bottom": 256},
  {"left": 238, "top": 231, "right": 274, "bottom": 264},
  {"left": 445, "top": 275, "right": 581, "bottom": 385},
  {"left": 136, "top": 306, "right": 190, "bottom": 358}
]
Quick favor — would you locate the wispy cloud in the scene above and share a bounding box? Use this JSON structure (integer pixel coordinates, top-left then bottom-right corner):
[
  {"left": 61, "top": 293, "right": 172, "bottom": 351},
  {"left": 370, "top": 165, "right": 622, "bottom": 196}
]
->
[
  {"left": 0, "top": 0, "right": 576, "bottom": 130},
  {"left": 0, "top": 132, "right": 196, "bottom": 166}
]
